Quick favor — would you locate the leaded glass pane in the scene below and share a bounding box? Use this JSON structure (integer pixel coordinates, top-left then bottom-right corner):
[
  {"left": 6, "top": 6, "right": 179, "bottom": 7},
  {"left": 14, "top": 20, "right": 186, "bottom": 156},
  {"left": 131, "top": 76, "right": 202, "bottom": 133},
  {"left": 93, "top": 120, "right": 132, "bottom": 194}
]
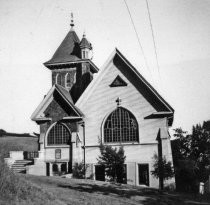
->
[
  {"left": 104, "top": 107, "right": 138, "bottom": 143},
  {"left": 47, "top": 123, "right": 71, "bottom": 145}
]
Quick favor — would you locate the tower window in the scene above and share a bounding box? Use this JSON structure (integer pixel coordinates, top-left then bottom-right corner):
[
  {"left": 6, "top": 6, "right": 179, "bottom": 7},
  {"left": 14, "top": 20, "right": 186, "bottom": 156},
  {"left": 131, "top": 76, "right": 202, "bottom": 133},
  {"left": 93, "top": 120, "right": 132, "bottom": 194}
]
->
[
  {"left": 82, "top": 50, "right": 86, "bottom": 59},
  {"left": 65, "top": 73, "right": 71, "bottom": 88},
  {"left": 47, "top": 123, "right": 71, "bottom": 145},
  {"left": 56, "top": 73, "right": 62, "bottom": 85},
  {"left": 104, "top": 107, "right": 139, "bottom": 143}
]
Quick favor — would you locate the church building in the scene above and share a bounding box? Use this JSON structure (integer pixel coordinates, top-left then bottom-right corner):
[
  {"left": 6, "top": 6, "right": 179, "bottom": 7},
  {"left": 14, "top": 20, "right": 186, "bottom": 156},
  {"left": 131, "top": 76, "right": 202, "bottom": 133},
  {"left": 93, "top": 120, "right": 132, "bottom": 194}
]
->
[{"left": 29, "top": 15, "right": 175, "bottom": 188}]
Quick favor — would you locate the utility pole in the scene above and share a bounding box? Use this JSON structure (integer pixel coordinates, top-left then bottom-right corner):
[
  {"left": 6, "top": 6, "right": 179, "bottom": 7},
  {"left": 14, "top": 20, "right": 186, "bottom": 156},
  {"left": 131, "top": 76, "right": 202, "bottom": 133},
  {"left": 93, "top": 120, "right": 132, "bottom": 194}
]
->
[
  {"left": 156, "top": 129, "right": 164, "bottom": 190},
  {"left": 81, "top": 121, "right": 86, "bottom": 179}
]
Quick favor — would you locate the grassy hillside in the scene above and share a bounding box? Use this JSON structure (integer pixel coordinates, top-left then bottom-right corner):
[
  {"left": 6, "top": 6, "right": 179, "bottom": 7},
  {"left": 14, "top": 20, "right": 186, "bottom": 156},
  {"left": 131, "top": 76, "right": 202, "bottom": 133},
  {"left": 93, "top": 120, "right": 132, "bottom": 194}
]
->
[{"left": 0, "top": 136, "right": 38, "bottom": 152}]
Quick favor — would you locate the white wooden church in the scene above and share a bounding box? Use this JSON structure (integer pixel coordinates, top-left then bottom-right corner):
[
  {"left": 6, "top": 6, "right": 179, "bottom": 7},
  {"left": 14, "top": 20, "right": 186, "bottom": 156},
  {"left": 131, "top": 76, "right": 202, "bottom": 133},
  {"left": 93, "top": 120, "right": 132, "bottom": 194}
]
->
[{"left": 27, "top": 16, "right": 174, "bottom": 188}]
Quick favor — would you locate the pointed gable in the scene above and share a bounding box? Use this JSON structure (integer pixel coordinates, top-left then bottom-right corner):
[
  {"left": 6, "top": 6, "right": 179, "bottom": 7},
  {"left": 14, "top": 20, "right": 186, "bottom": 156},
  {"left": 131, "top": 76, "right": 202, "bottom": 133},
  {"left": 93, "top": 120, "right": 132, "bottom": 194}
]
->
[
  {"left": 109, "top": 75, "right": 127, "bottom": 87},
  {"left": 31, "top": 84, "right": 84, "bottom": 122},
  {"left": 76, "top": 48, "right": 174, "bottom": 126},
  {"left": 112, "top": 49, "right": 174, "bottom": 113}
]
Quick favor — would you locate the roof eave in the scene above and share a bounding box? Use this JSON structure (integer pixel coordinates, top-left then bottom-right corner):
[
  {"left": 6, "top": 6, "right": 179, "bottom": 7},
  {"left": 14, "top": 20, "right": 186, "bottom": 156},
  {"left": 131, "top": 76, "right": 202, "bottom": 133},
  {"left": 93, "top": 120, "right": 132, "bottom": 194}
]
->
[
  {"left": 43, "top": 59, "right": 99, "bottom": 73},
  {"left": 114, "top": 48, "right": 174, "bottom": 113}
]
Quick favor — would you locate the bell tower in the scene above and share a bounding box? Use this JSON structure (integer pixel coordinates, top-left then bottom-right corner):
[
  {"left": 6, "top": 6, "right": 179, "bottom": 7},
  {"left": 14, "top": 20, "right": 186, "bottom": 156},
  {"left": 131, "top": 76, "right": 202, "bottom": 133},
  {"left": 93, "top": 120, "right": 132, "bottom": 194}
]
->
[{"left": 43, "top": 14, "right": 98, "bottom": 103}]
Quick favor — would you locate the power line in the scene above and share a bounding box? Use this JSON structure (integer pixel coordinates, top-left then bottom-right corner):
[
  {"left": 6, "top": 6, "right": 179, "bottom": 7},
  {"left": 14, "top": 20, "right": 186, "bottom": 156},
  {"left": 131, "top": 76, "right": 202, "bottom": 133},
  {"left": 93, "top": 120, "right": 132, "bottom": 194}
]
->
[
  {"left": 145, "top": 0, "right": 161, "bottom": 80},
  {"left": 123, "top": 0, "right": 153, "bottom": 80}
]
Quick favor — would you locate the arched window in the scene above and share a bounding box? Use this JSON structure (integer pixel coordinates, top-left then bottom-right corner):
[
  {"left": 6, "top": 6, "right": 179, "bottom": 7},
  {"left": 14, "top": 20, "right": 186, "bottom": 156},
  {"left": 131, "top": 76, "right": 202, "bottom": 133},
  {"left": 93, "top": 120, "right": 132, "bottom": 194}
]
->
[
  {"left": 65, "top": 73, "right": 71, "bottom": 88},
  {"left": 47, "top": 123, "right": 71, "bottom": 145},
  {"left": 56, "top": 73, "right": 62, "bottom": 85},
  {"left": 104, "top": 107, "right": 138, "bottom": 143}
]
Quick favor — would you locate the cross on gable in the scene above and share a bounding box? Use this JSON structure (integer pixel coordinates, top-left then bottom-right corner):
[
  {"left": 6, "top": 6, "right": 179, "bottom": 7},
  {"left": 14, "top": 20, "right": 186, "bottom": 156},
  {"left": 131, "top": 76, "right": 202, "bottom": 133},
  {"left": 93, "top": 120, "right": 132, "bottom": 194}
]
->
[{"left": 116, "top": 97, "right": 122, "bottom": 106}]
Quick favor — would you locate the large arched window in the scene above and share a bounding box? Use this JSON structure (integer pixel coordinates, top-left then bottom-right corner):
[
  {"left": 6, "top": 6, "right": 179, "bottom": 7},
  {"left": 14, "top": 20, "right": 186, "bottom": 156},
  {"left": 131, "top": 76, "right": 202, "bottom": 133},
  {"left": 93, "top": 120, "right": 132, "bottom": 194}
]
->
[
  {"left": 104, "top": 107, "right": 139, "bottom": 143},
  {"left": 47, "top": 123, "right": 71, "bottom": 145}
]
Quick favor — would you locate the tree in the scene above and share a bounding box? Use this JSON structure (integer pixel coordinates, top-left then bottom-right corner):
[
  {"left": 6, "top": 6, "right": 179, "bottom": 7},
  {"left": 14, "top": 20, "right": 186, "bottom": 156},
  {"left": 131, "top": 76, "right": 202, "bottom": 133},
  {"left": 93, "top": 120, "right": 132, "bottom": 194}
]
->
[
  {"left": 151, "top": 153, "right": 174, "bottom": 190},
  {"left": 72, "top": 161, "right": 88, "bottom": 179},
  {"left": 172, "top": 122, "right": 210, "bottom": 192},
  {"left": 97, "top": 143, "right": 126, "bottom": 183},
  {"left": 0, "top": 129, "right": 6, "bottom": 137}
]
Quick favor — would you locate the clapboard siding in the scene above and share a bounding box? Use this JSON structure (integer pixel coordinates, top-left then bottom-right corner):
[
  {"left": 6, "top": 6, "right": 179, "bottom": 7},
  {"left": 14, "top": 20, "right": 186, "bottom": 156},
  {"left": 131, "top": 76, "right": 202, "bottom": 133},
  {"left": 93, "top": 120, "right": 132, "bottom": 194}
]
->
[
  {"left": 78, "top": 62, "right": 166, "bottom": 146},
  {"left": 77, "top": 60, "right": 173, "bottom": 188}
]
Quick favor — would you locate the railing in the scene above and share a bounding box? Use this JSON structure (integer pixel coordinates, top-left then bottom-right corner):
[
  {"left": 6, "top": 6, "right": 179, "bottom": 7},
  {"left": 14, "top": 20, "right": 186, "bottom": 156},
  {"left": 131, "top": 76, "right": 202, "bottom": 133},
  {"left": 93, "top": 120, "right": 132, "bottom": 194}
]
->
[{"left": 23, "top": 151, "right": 39, "bottom": 160}]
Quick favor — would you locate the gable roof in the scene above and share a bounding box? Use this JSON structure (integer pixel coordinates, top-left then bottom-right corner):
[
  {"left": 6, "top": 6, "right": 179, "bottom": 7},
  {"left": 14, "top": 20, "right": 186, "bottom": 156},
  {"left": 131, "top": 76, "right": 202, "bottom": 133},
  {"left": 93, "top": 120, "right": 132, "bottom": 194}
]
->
[
  {"left": 44, "top": 30, "right": 81, "bottom": 67},
  {"left": 31, "top": 84, "right": 84, "bottom": 122},
  {"left": 76, "top": 48, "right": 174, "bottom": 126}
]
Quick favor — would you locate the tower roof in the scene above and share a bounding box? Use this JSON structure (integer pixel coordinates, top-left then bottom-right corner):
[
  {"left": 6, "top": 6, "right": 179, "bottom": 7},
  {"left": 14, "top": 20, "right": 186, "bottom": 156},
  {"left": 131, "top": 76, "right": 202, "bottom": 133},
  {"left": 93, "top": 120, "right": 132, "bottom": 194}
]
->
[
  {"left": 44, "top": 30, "right": 81, "bottom": 66},
  {"left": 80, "top": 33, "right": 92, "bottom": 49}
]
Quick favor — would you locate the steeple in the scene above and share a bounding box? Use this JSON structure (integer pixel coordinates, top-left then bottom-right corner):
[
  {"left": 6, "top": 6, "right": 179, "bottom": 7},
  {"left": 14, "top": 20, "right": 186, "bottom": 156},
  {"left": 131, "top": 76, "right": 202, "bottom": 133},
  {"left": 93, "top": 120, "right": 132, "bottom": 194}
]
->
[{"left": 43, "top": 15, "right": 99, "bottom": 102}]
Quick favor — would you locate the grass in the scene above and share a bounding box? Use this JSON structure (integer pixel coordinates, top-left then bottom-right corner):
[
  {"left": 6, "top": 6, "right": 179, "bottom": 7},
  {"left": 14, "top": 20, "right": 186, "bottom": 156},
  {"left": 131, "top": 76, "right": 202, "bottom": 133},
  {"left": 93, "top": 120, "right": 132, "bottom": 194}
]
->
[
  {"left": 0, "top": 142, "right": 62, "bottom": 205},
  {"left": 0, "top": 136, "right": 38, "bottom": 152},
  {"left": 19, "top": 174, "right": 210, "bottom": 205}
]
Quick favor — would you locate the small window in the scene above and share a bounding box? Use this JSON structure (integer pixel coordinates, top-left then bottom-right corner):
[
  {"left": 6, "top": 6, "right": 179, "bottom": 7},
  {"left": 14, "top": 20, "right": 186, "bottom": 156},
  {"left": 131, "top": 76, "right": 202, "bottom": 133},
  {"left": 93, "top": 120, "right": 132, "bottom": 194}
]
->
[
  {"left": 56, "top": 73, "right": 62, "bottom": 85},
  {"left": 82, "top": 50, "right": 86, "bottom": 59},
  {"left": 65, "top": 73, "right": 71, "bottom": 88},
  {"left": 73, "top": 72, "right": 76, "bottom": 84}
]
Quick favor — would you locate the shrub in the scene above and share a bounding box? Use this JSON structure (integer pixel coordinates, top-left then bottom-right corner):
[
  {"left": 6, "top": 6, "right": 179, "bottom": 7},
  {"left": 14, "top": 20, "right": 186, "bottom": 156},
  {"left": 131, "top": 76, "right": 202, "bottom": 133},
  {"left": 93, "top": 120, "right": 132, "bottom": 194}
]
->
[
  {"left": 151, "top": 153, "right": 174, "bottom": 190},
  {"left": 72, "top": 162, "right": 88, "bottom": 179},
  {"left": 97, "top": 143, "right": 126, "bottom": 183}
]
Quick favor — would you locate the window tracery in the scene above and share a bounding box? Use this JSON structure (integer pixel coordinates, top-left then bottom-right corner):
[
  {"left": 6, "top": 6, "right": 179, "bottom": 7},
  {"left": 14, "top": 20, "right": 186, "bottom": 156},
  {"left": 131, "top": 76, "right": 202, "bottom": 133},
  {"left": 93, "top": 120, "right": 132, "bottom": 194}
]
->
[
  {"left": 104, "top": 107, "right": 138, "bottom": 143},
  {"left": 47, "top": 123, "right": 70, "bottom": 145}
]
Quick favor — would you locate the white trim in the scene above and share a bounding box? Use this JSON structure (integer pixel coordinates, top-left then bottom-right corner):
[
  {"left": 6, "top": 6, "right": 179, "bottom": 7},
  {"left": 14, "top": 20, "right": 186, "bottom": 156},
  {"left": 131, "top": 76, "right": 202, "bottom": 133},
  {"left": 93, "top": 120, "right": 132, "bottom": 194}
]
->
[
  {"left": 65, "top": 73, "right": 71, "bottom": 88},
  {"left": 31, "top": 84, "right": 82, "bottom": 121},
  {"left": 55, "top": 73, "right": 59, "bottom": 84},
  {"left": 31, "top": 85, "right": 56, "bottom": 120},
  {"left": 62, "top": 116, "right": 83, "bottom": 120}
]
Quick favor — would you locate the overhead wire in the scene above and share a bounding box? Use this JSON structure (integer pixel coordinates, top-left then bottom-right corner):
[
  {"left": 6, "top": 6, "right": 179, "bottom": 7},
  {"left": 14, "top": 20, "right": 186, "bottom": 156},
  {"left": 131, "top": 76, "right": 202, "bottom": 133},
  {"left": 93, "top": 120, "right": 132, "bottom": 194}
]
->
[
  {"left": 123, "top": 0, "right": 154, "bottom": 82},
  {"left": 145, "top": 0, "right": 161, "bottom": 81}
]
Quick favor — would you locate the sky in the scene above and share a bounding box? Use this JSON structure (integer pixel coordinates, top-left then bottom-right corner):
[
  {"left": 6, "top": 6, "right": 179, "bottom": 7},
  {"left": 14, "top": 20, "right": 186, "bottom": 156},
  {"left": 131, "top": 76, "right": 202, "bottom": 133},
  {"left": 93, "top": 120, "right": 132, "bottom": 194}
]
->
[{"left": 0, "top": 0, "right": 210, "bottom": 135}]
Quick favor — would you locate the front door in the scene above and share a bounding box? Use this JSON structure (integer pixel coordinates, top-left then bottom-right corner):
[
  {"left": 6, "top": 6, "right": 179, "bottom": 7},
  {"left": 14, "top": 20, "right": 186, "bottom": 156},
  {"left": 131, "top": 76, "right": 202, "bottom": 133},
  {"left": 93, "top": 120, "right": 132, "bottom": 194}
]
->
[{"left": 138, "top": 164, "right": 149, "bottom": 186}]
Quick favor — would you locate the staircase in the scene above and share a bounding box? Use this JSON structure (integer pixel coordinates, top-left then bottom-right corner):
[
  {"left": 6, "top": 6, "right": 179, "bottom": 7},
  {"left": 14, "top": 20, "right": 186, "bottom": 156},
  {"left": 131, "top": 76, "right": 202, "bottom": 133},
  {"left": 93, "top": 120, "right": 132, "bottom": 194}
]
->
[{"left": 11, "top": 160, "right": 33, "bottom": 173}]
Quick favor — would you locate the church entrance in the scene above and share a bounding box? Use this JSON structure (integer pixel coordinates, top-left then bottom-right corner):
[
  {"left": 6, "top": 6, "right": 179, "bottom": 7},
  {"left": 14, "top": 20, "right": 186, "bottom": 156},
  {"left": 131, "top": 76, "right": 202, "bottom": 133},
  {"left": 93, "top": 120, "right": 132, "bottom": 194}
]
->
[{"left": 138, "top": 164, "right": 149, "bottom": 186}]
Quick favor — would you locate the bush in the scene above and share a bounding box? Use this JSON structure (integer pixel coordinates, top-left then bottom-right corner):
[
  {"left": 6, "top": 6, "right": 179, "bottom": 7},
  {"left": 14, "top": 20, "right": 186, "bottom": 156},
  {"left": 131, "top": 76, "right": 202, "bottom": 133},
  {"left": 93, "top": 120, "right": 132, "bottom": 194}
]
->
[
  {"left": 97, "top": 143, "right": 126, "bottom": 183},
  {"left": 72, "top": 162, "right": 88, "bottom": 179}
]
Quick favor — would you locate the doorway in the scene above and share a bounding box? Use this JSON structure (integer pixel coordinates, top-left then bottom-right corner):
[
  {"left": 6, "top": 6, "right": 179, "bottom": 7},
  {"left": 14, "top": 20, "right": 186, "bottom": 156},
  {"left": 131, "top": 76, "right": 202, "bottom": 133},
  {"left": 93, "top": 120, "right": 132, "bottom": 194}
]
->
[
  {"left": 46, "top": 163, "right": 50, "bottom": 176},
  {"left": 138, "top": 164, "right": 149, "bottom": 186},
  {"left": 95, "top": 165, "right": 105, "bottom": 181}
]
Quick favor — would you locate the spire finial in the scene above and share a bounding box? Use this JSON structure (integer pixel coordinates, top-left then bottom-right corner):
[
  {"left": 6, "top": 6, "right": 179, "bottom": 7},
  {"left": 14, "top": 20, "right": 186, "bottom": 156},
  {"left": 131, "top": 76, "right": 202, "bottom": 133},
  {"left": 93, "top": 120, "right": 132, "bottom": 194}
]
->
[
  {"left": 70, "top": 12, "right": 74, "bottom": 29},
  {"left": 83, "top": 30, "right": 86, "bottom": 38}
]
